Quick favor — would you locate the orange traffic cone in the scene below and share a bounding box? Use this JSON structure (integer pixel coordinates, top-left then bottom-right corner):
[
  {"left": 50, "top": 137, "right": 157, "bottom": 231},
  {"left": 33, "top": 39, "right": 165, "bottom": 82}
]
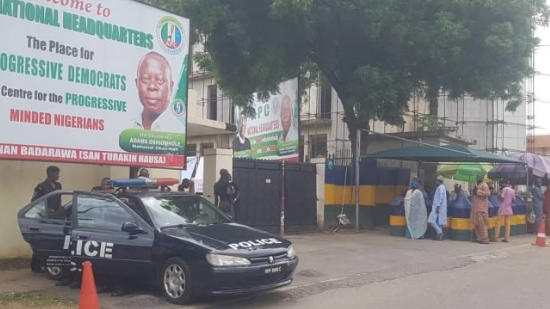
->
[
  {"left": 533, "top": 219, "right": 547, "bottom": 247},
  {"left": 79, "top": 262, "right": 100, "bottom": 309}
]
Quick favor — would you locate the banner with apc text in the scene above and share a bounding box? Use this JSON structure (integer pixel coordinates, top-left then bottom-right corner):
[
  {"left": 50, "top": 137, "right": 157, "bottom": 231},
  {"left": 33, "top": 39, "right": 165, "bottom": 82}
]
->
[
  {"left": 0, "top": 0, "right": 189, "bottom": 168},
  {"left": 233, "top": 79, "right": 299, "bottom": 161}
]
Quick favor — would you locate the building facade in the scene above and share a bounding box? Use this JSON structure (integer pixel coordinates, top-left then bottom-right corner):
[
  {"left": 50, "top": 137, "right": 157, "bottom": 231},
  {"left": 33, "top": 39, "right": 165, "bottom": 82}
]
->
[
  {"left": 189, "top": 68, "right": 528, "bottom": 162},
  {"left": 532, "top": 135, "right": 550, "bottom": 156}
]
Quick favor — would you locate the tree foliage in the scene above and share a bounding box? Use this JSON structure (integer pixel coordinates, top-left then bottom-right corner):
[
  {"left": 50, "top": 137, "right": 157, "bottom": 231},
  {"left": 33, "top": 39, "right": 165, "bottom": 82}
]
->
[{"left": 151, "top": 0, "right": 548, "bottom": 152}]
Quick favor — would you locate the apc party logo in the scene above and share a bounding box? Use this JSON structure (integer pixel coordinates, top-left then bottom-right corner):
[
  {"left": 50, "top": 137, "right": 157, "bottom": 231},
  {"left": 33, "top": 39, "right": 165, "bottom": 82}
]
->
[
  {"left": 172, "top": 99, "right": 186, "bottom": 116},
  {"left": 157, "top": 16, "right": 185, "bottom": 55}
]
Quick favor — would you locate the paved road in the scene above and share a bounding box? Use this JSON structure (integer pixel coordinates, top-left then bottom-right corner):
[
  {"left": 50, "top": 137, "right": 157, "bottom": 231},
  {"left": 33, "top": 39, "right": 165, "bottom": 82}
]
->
[
  {"left": 2, "top": 231, "right": 547, "bottom": 309},
  {"left": 239, "top": 243, "right": 549, "bottom": 309}
]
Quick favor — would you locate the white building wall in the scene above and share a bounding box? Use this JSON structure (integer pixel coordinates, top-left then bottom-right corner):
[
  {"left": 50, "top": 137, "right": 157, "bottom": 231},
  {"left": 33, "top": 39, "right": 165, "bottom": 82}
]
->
[
  {"left": 189, "top": 77, "right": 233, "bottom": 123},
  {"left": 502, "top": 100, "right": 527, "bottom": 152},
  {"left": 190, "top": 39, "right": 527, "bottom": 156},
  {"left": 438, "top": 95, "right": 527, "bottom": 154}
]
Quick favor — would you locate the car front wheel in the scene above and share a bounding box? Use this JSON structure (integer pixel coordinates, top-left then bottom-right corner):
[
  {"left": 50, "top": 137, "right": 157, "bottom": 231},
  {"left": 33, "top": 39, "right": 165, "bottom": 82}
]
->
[{"left": 160, "top": 257, "right": 195, "bottom": 305}]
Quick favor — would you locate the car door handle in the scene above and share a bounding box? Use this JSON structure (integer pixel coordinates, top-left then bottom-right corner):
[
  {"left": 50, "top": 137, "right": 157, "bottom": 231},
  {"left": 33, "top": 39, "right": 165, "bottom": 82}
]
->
[
  {"left": 76, "top": 235, "right": 89, "bottom": 240},
  {"left": 29, "top": 227, "right": 41, "bottom": 232}
]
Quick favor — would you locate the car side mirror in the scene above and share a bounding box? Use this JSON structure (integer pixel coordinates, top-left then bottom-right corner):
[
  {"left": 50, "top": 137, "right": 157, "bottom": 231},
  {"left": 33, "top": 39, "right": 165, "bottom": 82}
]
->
[{"left": 121, "top": 222, "right": 146, "bottom": 234}]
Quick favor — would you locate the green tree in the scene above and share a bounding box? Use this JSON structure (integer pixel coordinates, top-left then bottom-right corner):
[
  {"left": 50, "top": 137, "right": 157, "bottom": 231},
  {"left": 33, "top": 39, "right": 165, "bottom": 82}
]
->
[{"left": 152, "top": 0, "right": 547, "bottom": 154}]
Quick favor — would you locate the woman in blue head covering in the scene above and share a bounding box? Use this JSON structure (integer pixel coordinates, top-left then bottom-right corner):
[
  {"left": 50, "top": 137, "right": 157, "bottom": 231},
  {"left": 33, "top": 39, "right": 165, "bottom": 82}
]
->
[{"left": 404, "top": 179, "right": 428, "bottom": 239}]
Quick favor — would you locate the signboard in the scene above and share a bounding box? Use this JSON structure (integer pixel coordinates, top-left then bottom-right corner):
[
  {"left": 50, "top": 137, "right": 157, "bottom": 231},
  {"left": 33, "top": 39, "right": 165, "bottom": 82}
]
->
[
  {"left": 233, "top": 79, "right": 299, "bottom": 161},
  {"left": 0, "top": 0, "right": 189, "bottom": 168}
]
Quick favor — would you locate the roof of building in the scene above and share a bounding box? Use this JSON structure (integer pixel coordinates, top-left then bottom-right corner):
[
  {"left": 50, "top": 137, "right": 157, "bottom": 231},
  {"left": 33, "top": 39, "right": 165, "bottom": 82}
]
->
[{"left": 533, "top": 135, "right": 550, "bottom": 149}]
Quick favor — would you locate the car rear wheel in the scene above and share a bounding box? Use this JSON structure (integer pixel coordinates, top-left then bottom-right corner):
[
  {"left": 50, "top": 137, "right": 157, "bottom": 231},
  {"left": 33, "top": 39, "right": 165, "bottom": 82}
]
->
[
  {"left": 46, "top": 266, "right": 69, "bottom": 281},
  {"left": 160, "top": 257, "right": 195, "bottom": 305}
]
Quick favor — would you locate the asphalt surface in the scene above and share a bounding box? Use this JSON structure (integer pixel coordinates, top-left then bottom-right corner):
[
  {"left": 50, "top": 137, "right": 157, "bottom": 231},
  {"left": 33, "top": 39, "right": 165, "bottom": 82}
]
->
[
  {"left": 280, "top": 246, "right": 549, "bottom": 309},
  {"left": 2, "top": 231, "right": 547, "bottom": 309}
]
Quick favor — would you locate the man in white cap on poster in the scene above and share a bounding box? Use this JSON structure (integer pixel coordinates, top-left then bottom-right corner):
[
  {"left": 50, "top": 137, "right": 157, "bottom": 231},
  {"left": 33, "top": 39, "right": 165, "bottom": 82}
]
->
[
  {"left": 132, "top": 51, "right": 184, "bottom": 133},
  {"left": 429, "top": 175, "right": 448, "bottom": 240}
]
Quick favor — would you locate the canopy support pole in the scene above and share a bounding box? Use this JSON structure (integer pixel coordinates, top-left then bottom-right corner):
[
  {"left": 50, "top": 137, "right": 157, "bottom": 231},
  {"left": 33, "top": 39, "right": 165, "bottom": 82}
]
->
[
  {"left": 526, "top": 164, "right": 529, "bottom": 196},
  {"left": 355, "top": 128, "right": 361, "bottom": 233}
]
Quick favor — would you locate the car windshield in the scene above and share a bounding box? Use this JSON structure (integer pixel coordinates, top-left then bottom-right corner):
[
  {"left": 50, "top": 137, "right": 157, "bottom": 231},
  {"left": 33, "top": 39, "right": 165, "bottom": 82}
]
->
[{"left": 141, "top": 195, "right": 231, "bottom": 228}]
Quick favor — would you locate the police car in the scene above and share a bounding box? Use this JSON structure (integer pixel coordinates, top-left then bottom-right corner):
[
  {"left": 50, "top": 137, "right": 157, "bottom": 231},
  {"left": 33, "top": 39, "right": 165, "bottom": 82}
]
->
[{"left": 17, "top": 178, "right": 298, "bottom": 304}]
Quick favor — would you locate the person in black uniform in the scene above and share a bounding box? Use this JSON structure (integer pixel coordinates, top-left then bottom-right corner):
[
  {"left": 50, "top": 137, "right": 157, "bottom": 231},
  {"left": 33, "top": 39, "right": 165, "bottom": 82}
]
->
[
  {"left": 92, "top": 177, "right": 112, "bottom": 191},
  {"left": 214, "top": 169, "right": 231, "bottom": 213},
  {"left": 30, "top": 166, "right": 62, "bottom": 271},
  {"left": 138, "top": 168, "right": 150, "bottom": 178},
  {"left": 31, "top": 166, "right": 62, "bottom": 204},
  {"left": 30, "top": 166, "right": 69, "bottom": 283},
  {"left": 214, "top": 169, "right": 239, "bottom": 218}
]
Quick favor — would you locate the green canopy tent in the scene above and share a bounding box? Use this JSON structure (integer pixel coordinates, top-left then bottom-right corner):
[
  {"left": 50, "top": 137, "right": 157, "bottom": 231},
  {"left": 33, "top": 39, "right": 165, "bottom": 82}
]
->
[
  {"left": 437, "top": 163, "right": 493, "bottom": 183},
  {"left": 366, "top": 144, "right": 523, "bottom": 164}
]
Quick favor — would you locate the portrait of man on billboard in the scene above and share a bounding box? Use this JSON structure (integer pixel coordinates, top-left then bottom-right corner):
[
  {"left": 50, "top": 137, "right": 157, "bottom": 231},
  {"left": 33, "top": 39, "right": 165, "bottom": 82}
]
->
[
  {"left": 279, "top": 95, "right": 298, "bottom": 143},
  {"left": 233, "top": 111, "right": 251, "bottom": 152},
  {"left": 133, "top": 51, "right": 184, "bottom": 133}
]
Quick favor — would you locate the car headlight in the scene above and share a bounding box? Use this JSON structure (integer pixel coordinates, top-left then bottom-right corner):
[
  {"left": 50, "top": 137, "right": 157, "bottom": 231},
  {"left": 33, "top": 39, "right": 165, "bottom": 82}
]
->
[
  {"left": 287, "top": 245, "right": 296, "bottom": 258},
  {"left": 206, "top": 254, "right": 251, "bottom": 267}
]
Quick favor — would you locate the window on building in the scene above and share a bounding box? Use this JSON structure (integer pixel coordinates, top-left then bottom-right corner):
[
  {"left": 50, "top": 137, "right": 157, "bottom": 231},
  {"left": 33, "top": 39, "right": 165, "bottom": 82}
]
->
[
  {"left": 186, "top": 144, "right": 197, "bottom": 157},
  {"left": 319, "top": 79, "right": 332, "bottom": 120},
  {"left": 208, "top": 85, "right": 218, "bottom": 120},
  {"left": 230, "top": 103, "right": 236, "bottom": 124},
  {"left": 200, "top": 143, "right": 214, "bottom": 156},
  {"left": 310, "top": 134, "right": 328, "bottom": 158},
  {"left": 217, "top": 135, "right": 231, "bottom": 149}
]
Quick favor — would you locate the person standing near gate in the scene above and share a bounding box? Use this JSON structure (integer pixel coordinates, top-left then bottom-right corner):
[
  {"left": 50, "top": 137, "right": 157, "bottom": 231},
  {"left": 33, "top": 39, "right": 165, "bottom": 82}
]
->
[
  {"left": 471, "top": 175, "right": 491, "bottom": 244},
  {"left": 428, "top": 176, "right": 447, "bottom": 241},
  {"left": 214, "top": 169, "right": 236, "bottom": 218},
  {"left": 492, "top": 180, "right": 515, "bottom": 243},
  {"left": 532, "top": 178, "right": 544, "bottom": 233}
]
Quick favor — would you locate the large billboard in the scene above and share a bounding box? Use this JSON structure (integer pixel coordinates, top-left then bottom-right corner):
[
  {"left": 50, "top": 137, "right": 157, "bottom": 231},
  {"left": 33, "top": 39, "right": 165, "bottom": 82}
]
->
[
  {"left": 0, "top": 0, "right": 189, "bottom": 168},
  {"left": 233, "top": 79, "right": 299, "bottom": 161}
]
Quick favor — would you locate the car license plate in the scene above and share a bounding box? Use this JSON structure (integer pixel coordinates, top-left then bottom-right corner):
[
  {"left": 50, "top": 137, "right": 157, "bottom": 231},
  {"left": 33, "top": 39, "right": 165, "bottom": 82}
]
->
[{"left": 264, "top": 266, "right": 283, "bottom": 274}]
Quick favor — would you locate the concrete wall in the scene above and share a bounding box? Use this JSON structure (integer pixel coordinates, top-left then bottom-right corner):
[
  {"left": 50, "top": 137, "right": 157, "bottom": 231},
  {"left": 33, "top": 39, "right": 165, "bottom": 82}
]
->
[
  {"left": 324, "top": 160, "right": 410, "bottom": 231},
  {"left": 311, "top": 158, "right": 326, "bottom": 231},
  {"left": 202, "top": 148, "right": 233, "bottom": 204},
  {"left": 187, "top": 135, "right": 219, "bottom": 153},
  {"left": 0, "top": 160, "right": 180, "bottom": 259}
]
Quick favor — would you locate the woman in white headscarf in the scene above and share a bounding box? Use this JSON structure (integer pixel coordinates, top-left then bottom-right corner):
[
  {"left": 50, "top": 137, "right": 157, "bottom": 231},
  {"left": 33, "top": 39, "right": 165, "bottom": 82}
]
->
[{"left": 404, "top": 180, "right": 428, "bottom": 239}]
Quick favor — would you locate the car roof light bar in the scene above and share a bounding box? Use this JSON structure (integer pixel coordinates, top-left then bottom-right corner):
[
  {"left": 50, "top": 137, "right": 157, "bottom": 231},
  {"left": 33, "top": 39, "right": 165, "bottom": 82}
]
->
[{"left": 108, "top": 178, "right": 179, "bottom": 188}]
